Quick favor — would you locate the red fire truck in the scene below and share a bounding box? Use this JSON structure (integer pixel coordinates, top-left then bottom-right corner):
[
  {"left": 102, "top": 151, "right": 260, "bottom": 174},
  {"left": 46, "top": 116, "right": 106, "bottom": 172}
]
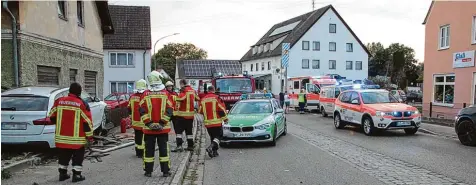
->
[{"left": 198, "top": 72, "right": 256, "bottom": 110}]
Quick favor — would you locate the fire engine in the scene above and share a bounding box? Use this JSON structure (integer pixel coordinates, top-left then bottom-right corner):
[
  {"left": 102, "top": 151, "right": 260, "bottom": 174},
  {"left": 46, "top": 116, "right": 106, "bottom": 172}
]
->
[
  {"left": 287, "top": 75, "right": 337, "bottom": 111},
  {"left": 198, "top": 72, "right": 256, "bottom": 110}
]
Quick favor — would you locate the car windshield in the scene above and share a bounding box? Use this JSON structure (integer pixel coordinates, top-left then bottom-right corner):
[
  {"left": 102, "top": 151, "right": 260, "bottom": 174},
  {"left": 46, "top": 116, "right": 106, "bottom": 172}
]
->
[
  {"left": 104, "top": 94, "right": 118, "bottom": 101},
  {"left": 230, "top": 101, "right": 272, "bottom": 114},
  {"left": 360, "top": 91, "right": 399, "bottom": 104},
  {"left": 216, "top": 78, "right": 252, "bottom": 93},
  {"left": 1, "top": 96, "right": 49, "bottom": 111}
]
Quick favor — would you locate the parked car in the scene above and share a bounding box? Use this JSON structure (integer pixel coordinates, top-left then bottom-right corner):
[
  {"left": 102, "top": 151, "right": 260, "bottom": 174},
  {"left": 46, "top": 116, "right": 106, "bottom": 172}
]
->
[
  {"left": 406, "top": 90, "right": 423, "bottom": 103},
  {"left": 104, "top": 93, "right": 131, "bottom": 109},
  {"left": 390, "top": 90, "right": 407, "bottom": 103},
  {"left": 1, "top": 86, "right": 108, "bottom": 148},
  {"left": 455, "top": 105, "right": 476, "bottom": 146}
]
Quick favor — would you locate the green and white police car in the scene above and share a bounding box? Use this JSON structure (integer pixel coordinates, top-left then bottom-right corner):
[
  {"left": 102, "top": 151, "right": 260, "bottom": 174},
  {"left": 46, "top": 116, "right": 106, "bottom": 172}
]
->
[{"left": 221, "top": 93, "right": 287, "bottom": 146}]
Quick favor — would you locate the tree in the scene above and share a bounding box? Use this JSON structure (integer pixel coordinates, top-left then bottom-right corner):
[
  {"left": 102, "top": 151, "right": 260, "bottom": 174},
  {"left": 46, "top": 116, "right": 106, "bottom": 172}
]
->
[{"left": 152, "top": 43, "right": 208, "bottom": 79}]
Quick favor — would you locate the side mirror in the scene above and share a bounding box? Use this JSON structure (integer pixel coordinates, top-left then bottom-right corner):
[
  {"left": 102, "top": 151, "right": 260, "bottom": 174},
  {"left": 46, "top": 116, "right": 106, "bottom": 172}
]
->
[
  {"left": 351, "top": 99, "right": 360, "bottom": 104},
  {"left": 94, "top": 97, "right": 100, "bottom": 102},
  {"left": 275, "top": 109, "right": 284, "bottom": 113}
]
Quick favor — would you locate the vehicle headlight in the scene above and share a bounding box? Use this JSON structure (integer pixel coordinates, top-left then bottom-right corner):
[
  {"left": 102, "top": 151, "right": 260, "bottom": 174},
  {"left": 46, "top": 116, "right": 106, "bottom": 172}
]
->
[
  {"left": 254, "top": 123, "right": 271, "bottom": 130},
  {"left": 413, "top": 110, "right": 420, "bottom": 115},
  {"left": 375, "top": 111, "right": 391, "bottom": 117}
]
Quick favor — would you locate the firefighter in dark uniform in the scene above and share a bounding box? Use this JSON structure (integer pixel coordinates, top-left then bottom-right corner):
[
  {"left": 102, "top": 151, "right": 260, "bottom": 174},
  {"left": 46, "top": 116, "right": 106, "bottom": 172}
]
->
[
  {"left": 128, "top": 79, "right": 147, "bottom": 158},
  {"left": 198, "top": 85, "right": 228, "bottom": 158},
  {"left": 174, "top": 79, "right": 199, "bottom": 151},
  {"left": 48, "top": 82, "right": 93, "bottom": 182},
  {"left": 140, "top": 71, "right": 174, "bottom": 177}
]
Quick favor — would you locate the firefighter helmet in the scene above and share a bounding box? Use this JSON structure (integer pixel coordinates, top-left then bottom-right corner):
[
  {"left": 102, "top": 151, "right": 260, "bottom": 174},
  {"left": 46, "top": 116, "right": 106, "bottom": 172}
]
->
[
  {"left": 147, "top": 71, "right": 165, "bottom": 91},
  {"left": 134, "top": 79, "right": 147, "bottom": 93},
  {"left": 165, "top": 81, "right": 174, "bottom": 87}
]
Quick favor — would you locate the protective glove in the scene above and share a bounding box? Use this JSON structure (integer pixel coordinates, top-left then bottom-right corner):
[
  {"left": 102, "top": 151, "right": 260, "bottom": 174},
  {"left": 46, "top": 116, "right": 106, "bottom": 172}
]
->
[
  {"left": 145, "top": 121, "right": 153, "bottom": 128},
  {"left": 150, "top": 123, "right": 164, "bottom": 130},
  {"left": 85, "top": 137, "right": 93, "bottom": 148}
]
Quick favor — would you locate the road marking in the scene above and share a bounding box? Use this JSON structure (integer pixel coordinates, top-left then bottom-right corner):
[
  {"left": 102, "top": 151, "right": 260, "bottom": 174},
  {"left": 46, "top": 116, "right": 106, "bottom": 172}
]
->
[{"left": 287, "top": 122, "right": 467, "bottom": 185}]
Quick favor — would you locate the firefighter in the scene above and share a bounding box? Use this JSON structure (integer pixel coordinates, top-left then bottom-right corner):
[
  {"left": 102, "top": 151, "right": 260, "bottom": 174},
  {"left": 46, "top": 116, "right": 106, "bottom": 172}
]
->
[
  {"left": 174, "top": 79, "right": 199, "bottom": 151},
  {"left": 198, "top": 85, "right": 228, "bottom": 158},
  {"left": 128, "top": 79, "right": 147, "bottom": 158},
  {"left": 140, "top": 71, "right": 174, "bottom": 177},
  {"left": 48, "top": 83, "right": 92, "bottom": 182},
  {"left": 165, "top": 81, "right": 182, "bottom": 152},
  {"left": 298, "top": 89, "right": 307, "bottom": 114}
]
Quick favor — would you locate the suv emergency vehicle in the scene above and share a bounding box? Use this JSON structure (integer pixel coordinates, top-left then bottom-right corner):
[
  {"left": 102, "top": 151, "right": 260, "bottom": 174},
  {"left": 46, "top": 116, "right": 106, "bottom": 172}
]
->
[
  {"left": 320, "top": 84, "right": 380, "bottom": 117},
  {"left": 333, "top": 89, "right": 421, "bottom": 136}
]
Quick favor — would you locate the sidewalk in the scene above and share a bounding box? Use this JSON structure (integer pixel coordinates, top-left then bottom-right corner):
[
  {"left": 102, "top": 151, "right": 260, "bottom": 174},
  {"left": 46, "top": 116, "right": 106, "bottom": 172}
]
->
[{"left": 420, "top": 122, "right": 457, "bottom": 139}]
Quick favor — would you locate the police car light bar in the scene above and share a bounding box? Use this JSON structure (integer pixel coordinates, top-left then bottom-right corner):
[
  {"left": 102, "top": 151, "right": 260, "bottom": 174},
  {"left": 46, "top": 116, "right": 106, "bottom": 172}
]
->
[{"left": 241, "top": 93, "right": 273, "bottom": 100}]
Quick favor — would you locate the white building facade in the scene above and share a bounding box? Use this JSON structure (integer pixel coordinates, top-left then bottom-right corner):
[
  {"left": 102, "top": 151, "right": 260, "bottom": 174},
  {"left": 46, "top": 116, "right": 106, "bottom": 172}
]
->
[{"left": 240, "top": 5, "right": 369, "bottom": 95}]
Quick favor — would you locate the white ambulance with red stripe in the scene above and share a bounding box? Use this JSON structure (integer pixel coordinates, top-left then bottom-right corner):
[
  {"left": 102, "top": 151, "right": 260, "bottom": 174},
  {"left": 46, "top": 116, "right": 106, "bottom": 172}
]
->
[{"left": 287, "top": 75, "right": 337, "bottom": 111}]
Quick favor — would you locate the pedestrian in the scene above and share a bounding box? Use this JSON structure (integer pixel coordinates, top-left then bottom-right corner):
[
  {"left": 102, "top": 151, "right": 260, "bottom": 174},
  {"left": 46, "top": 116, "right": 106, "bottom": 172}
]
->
[
  {"left": 198, "top": 85, "right": 228, "bottom": 158},
  {"left": 48, "top": 82, "right": 93, "bottom": 182},
  {"left": 284, "top": 91, "right": 290, "bottom": 114},
  {"left": 298, "top": 89, "right": 307, "bottom": 114},
  {"left": 279, "top": 91, "right": 285, "bottom": 108},
  {"left": 140, "top": 71, "right": 174, "bottom": 177},
  {"left": 165, "top": 81, "right": 182, "bottom": 152},
  {"left": 173, "top": 79, "right": 199, "bottom": 152},
  {"left": 128, "top": 79, "right": 147, "bottom": 158}
]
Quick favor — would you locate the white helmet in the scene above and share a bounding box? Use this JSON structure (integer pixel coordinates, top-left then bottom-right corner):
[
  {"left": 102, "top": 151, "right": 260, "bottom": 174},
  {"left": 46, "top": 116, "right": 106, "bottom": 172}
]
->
[
  {"left": 165, "top": 81, "right": 174, "bottom": 87},
  {"left": 134, "top": 79, "right": 147, "bottom": 93},
  {"left": 147, "top": 71, "right": 164, "bottom": 91}
]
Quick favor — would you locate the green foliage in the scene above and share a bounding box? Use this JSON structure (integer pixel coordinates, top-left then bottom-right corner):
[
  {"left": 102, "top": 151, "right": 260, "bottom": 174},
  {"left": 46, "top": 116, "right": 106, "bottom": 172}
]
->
[{"left": 152, "top": 43, "right": 208, "bottom": 79}]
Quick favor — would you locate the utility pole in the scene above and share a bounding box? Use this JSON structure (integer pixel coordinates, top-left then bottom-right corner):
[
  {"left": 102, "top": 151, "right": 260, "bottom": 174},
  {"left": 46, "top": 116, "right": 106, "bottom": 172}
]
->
[{"left": 312, "top": 0, "right": 315, "bottom": 10}]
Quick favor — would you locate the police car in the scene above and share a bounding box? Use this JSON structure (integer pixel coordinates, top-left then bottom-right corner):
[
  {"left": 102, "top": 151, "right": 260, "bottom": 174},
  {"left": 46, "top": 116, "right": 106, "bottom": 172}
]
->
[
  {"left": 221, "top": 93, "right": 286, "bottom": 146},
  {"left": 333, "top": 89, "right": 421, "bottom": 136}
]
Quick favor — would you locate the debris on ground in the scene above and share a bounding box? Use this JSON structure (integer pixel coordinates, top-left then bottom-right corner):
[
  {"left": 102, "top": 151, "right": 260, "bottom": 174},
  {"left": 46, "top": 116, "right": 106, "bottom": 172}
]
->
[{"left": 84, "top": 131, "right": 135, "bottom": 163}]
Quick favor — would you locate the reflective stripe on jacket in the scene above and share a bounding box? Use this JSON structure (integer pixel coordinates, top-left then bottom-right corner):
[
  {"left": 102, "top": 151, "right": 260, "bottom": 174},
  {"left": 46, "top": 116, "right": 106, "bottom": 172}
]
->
[
  {"left": 168, "top": 91, "right": 178, "bottom": 116},
  {"left": 139, "top": 89, "right": 174, "bottom": 134},
  {"left": 48, "top": 94, "right": 93, "bottom": 149},
  {"left": 128, "top": 93, "right": 143, "bottom": 130},
  {"left": 199, "top": 93, "right": 227, "bottom": 128},
  {"left": 176, "top": 86, "right": 199, "bottom": 119}
]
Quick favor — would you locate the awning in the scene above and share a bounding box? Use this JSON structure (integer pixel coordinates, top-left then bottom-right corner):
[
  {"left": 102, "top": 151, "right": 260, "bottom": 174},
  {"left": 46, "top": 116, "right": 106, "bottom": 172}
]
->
[{"left": 252, "top": 74, "right": 272, "bottom": 78}]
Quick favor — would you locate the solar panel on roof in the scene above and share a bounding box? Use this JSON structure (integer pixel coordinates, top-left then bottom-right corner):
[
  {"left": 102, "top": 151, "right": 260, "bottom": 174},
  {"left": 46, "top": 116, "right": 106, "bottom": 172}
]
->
[
  {"left": 182, "top": 60, "right": 241, "bottom": 77},
  {"left": 269, "top": 21, "right": 301, "bottom": 37}
]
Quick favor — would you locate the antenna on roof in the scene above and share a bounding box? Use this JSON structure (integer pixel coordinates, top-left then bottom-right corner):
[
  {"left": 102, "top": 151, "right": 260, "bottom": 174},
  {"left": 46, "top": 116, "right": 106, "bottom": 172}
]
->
[{"left": 312, "top": 0, "right": 315, "bottom": 10}]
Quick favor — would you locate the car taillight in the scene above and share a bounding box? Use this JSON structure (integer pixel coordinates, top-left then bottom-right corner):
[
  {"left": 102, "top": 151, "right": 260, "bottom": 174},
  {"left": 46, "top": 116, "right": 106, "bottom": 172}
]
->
[{"left": 33, "top": 117, "right": 54, "bottom": 125}]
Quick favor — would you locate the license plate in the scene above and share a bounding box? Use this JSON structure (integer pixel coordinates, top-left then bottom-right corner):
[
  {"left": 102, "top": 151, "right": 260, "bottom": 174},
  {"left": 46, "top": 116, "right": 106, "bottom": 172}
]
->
[
  {"left": 233, "top": 133, "right": 252, "bottom": 137},
  {"left": 2, "top": 122, "right": 27, "bottom": 130},
  {"left": 396, "top": 122, "right": 411, "bottom": 126}
]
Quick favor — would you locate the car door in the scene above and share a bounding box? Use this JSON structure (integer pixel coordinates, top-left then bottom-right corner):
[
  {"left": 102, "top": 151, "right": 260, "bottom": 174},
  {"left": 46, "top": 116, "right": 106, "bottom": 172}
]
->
[
  {"left": 81, "top": 91, "right": 100, "bottom": 129},
  {"left": 347, "top": 92, "right": 363, "bottom": 124},
  {"left": 272, "top": 99, "right": 284, "bottom": 133},
  {"left": 305, "top": 83, "right": 320, "bottom": 107},
  {"left": 338, "top": 92, "right": 352, "bottom": 122}
]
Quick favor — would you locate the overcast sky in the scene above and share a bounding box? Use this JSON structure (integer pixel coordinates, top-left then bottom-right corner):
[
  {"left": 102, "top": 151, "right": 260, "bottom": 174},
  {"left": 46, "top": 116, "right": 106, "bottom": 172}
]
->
[{"left": 110, "top": 0, "right": 430, "bottom": 62}]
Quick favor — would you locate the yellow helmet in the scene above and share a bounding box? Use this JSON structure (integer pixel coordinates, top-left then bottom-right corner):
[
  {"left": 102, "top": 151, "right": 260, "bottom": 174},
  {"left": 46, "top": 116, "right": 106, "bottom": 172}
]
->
[
  {"left": 165, "top": 81, "right": 174, "bottom": 87},
  {"left": 135, "top": 79, "right": 147, "bottom": 93},
  {"left": 147, "top": 71, "right": 164, "bottom": 91}
]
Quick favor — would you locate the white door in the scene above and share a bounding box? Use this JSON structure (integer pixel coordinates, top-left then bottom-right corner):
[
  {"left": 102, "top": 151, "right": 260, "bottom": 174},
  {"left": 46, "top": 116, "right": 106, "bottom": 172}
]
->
[{"left": 81, "top": 91, "right": 101, "bottom": 130}]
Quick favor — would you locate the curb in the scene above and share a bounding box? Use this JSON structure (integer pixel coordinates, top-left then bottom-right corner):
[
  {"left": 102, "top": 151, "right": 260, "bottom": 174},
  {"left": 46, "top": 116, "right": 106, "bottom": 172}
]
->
[{"left": 1, "top": 154, "right": 42, "bottom": 173}]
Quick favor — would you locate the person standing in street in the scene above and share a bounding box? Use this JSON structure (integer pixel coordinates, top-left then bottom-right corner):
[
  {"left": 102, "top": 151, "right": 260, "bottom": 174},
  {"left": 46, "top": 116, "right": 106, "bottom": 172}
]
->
[
  {"left": 48, "top": 83, "right": 92, "bottom": 182},
  {"left": 173, "top": 79, "right": 199, "bottom": 152},
  {"left": 128, "top": 79, "right": 147, "bottom": 158},
  {"left": 165, "top": 81, "right": 182, "bottom": 152},
  {"left": 284, "top": 91, "right": 290, "bottom": 114},
  {"left": 140, "top": 71, "right": 174, "bottom": 177},
  {"left": 279, "top": 92, "right": 285, "bottom": 108},
  {"left": 198, "top": 85, "right": 228, "bottom": 158},
  {"left": 298, "top": 89, "right": 307, "bottom": 114}
]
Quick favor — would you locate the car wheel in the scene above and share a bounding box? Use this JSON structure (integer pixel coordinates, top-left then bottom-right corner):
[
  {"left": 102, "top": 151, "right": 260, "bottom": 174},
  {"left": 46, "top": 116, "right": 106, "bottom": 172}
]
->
[
  {"left": 270, "top": 126, "right": 277, "bottom": 146},
  {"left": 456, "top": 119, "right": 476, "bottom": 146},
  {"left": 282, "top": 121, "right": 287, "bottom": 136},
  {"left": 94, "top": 110, "right": 108, "bottom": 136},
  {"left": 362, "top": 116, "right": 375, "bottom": 136},
  {"left": 404, "top": 128, "right": 418, "bottom": 135},
  {"left": 321, "top": 107, "right": 328, "bottom": 117},
  {"left": 334, "top": 113, "right": 345, "bottom": 129}
]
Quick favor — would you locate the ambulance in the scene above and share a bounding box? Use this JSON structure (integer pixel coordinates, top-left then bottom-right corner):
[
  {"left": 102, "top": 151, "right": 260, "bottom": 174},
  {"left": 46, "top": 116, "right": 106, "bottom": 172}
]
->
[
  {"left": 319, "top": 84, "right": 380, "bottom": 117},
  {"left": 287, "top": 75, "right": 337, "bottom": 111}
]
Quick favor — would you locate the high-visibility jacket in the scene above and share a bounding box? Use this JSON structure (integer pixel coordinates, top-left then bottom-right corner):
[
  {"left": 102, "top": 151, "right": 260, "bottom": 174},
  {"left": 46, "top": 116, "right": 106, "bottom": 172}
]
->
[
  {"left": 198, "top": 92, "right": 228, "bottom": 128},
  {"left": 128, "top": 93, "right": 143, "bottom": 130},
  {"left": 176, "top": 86, "right": 199, "bottom": 119},
  {"left": 168, "top": 90, "right": 178, "bottom": 116},
  {"left": 48, "top": 94, "right": 93, "bottom": 149},
  {"left": 139, "top": 89, "right": 174, "bottom": 134},
  {"left": 298, "top": 93, "right": 306, "bottom": 103}
]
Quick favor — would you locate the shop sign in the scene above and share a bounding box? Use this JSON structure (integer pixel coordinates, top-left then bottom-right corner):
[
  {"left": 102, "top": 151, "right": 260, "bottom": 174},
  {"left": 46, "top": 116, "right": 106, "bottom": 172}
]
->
[{"left": 453, "top": 50, "right": 475, "bottom": 68}]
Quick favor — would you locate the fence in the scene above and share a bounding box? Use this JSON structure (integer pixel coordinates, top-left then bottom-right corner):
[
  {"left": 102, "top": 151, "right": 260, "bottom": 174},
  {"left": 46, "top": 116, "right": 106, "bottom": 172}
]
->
[{"left": 417, "top": 102, "right": 473, "bottom": 120}]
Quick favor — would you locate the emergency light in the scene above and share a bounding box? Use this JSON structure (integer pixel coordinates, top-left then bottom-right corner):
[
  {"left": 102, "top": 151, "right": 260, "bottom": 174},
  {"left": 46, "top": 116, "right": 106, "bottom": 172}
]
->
[{"left": 241, "top": 93, "right": 273, "bottom": 100}]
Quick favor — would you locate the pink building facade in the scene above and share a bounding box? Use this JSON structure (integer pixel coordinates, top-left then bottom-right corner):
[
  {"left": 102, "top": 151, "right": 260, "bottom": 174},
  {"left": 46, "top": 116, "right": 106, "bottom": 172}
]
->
[{"left": 422, "top": 1, "right": 476, "bottom": 119}]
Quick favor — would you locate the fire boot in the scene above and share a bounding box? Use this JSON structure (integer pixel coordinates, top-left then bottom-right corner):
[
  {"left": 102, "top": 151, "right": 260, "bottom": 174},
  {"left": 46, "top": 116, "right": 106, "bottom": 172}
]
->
[
  {"left": 144, "top": 171, "right": 152, "bottom": 177},
  {"left": 58, "top": 169, "right": 70, "bottom": 181},
  {"left": 171, "top": 145, "right": 184, "bottom": 152},
  {"left": 163, "top": 171, "right": 171, "bottom": 177},
  {"left": 71, "top": 170, "right": 85, "bottom": 182},
  {"left": 213, "top": 150, "right": 219, "bottom": 157},
  {"left": 206, "top": 144, "right": 214, "bottom": 158},
  {"left": 186, "top": 143, "right": 194, "bottom": 151},
  {"left": 136, "top": 149, "right": 144, "bottom": 158}
]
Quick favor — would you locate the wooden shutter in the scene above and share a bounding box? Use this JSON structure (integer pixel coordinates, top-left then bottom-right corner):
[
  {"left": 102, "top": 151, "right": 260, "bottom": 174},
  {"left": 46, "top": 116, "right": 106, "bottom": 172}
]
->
[
  {"left": 37, "top": 66, "right": 60, "bottom": 85},
  {"left": 69, "top": 69, "right": 77, "bottom": 83},
  {"left": 84, "top": 71, "right": 97, "bottom": 97}
]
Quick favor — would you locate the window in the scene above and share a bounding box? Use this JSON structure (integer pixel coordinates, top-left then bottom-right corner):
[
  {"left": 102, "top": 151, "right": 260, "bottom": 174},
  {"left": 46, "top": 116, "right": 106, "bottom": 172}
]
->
[
  {"left": 251, "top": 64, "right": 253, "bottom": 71},
  {"left": 329, "top": 60, "right": 336, "bottom": 69},
  {"left": 58, "top": 1, "right": 67, "bottom": 20},
  {"left": 346, "top": 61, "right": 353, "bottom": 70},
  {"left": 350, "top": 92, "right": 360, "bottom": 104},
  {"left": 111, "top": 82, "right": 135, "bottom": 94},
  {"left": 302, "top": 59, "right": 309, "bottom": 69},
  {"left": 439, "top": 25, "right": 450, "bottom": 49},
  {"left": 69, "top": 69, "right": 77, "bottom": 83},
  {"left": 329, "top": 24, "right": 336, "bottom": 33},
  {"left": 346, "top": 43, "right": 353, "bottom": 52},
  {"left": 339, "top": 92, "right": 351, "bottom": 103},
  {"left": 110, "top": 52, "right": 134, "bottom": 67},
  {"left": 334, "top": 88, "right": 341, "bottom": 98},
  {"left": 433, "top": 74, "right": 455, "bottom": 105},
  {"left": 329, "top": 42, "right": 336, "bottom": 51},
  {"left": 77, "top": 1, "right": 84, "bottom": 26},
  {"left": 356, "top": 61, "right": 362, "bottom": 70},
  {"left": 84, "top": 71, "right": 97, "bottom": 98},
  {"left": 37, "top": 66, "right": 60, "bottom": 85},
  {"left": 472, "top": 16, "right": 476, "bottom": 44},
  {"left": 267, "top": 61, "right": 271, "bottom": 70},
  {"left": 302, "top": 41, "right": 309, "bottom": 50},
  {"left": 312, "top": 41, "right": 320, "bottom": 51},
  {"left": 261, "top": 62, "right": 265, "bottom": 71},
  {"left": 256, "top": 63, "right": 259, "bottom": 71},
  {"left": 312, "top": 60, "right": 319, "bottom": 69},
  {"left": 293, "top": 81, "right": 300, "bottom": 89},
  {"left": 1, "top": 96, "right": 49, "bottom": 111}
]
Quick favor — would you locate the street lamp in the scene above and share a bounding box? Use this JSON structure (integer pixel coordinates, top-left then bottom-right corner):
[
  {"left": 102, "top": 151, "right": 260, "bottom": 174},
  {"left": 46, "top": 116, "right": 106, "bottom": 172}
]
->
[{"left": 152, "top": 33, "right": 180, "bottom": 70}]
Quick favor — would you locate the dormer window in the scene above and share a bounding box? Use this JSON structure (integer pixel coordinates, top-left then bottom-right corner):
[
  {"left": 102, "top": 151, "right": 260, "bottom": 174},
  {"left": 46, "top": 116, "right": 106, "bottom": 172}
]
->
[
  {"left": 252, "top": 46, "right": 257, "bottom": 55},
  {"left": 258, "top": 45, "right": 263, "bottom": 53},
  {"left": 264, "top": 43, "right": 270, "bottom": 52}
]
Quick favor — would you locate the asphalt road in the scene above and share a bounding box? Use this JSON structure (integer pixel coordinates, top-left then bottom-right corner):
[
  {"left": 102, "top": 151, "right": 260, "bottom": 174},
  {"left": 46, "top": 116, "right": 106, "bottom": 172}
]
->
[{"left": 203, "top": 113, "right": 476, "bottom": 185}]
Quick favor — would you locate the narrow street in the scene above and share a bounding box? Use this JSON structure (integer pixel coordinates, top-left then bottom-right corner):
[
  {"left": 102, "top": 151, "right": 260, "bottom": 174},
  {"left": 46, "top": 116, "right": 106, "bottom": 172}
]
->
[{"left": 204, "top": 113, "right": 476, "bottom": 185}]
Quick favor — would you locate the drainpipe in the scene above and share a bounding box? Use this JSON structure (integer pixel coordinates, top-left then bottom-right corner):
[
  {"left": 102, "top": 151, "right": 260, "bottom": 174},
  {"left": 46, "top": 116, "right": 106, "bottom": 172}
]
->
[
  {"left": 143, "top": 49, "right": 147, "bottom": 79},
  {"left": 3, "top": 1, "right": 19, "bottom": 87}
]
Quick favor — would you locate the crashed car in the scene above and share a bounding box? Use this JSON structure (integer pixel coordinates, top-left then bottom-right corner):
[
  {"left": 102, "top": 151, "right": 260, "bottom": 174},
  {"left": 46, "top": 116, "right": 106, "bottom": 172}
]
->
[{"left": 221, "top": 93, "right": 286, "bottom": 146}]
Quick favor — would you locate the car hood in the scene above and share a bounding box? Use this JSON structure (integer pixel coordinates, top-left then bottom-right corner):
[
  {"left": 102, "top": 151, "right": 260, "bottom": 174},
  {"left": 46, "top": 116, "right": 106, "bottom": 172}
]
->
[
  {"left": 227, "top": 113, "right": 272, "bottom": 126},
  {"left": 365, "top": 103, "right": 416, "bottom": 112}
]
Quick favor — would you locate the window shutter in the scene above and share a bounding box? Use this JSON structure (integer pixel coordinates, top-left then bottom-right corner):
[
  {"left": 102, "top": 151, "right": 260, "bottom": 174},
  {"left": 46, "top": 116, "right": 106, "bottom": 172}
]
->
[
  {"left": 84, "top": 71, "right": 97, "bottom": 97},
  {"left": 37, "top": 66, "right": 60, "bottom": 86}
]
